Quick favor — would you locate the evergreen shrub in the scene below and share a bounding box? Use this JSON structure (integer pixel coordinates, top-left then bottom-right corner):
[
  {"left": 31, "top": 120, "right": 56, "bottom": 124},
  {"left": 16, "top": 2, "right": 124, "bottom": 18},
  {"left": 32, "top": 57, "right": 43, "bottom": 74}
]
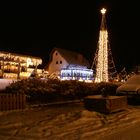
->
[{"left": 4, "top": 78, "right": 120, "bottom": 103}]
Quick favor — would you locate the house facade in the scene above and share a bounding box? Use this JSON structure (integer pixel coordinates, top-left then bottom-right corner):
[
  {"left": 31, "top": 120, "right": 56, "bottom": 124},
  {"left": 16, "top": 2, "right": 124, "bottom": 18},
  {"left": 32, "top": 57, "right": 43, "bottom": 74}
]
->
[
  {"left": 48, "top": 49, "right": 68, "bottom": 74},
  {"left": 48, "top": 48, "right": 89, "bottom": 74},
  {"left": 47, "top": 48, "right": 93, "bottom": 81},
  {"left": 0, "top": 51, "right": 43, "bottom": 79}
]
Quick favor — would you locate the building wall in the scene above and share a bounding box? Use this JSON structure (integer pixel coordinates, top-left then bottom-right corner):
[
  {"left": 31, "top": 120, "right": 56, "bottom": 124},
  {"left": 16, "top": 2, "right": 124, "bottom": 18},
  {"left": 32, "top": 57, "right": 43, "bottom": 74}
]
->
[
  {"left": 0, "top": 51, "right": 42, "bottom": 79},
  {"left": 48, "top": 50, "right": 69, "bottom": 74}
]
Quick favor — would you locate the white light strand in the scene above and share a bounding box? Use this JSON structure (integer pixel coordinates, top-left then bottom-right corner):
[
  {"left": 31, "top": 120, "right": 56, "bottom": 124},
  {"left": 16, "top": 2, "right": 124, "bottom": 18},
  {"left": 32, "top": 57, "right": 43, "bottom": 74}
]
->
[{"left": 95, "top": 30, "right": 108, "bottom": 82}]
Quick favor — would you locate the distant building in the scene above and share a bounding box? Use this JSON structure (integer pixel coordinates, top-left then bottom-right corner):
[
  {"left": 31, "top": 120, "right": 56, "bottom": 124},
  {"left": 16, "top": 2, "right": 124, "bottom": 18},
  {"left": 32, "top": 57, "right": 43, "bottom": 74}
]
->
[
  {"left": 47, "top": 48, "right": 93, "bottom": 81},
  {"left": 0, "top": 51, "right": 43, "bottom": 79}
]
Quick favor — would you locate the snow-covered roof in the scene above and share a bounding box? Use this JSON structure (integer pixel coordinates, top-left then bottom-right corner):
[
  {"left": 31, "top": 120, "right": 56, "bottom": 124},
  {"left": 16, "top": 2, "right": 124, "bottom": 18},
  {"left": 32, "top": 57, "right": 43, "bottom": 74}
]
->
[
  {"left": 126, "top": 75, "right": 140, "bottom": 84},
  {"left": 116, "top": 75, "right": 140, "bottom": 93},
  {"left": 50, "top": 48, "right": 90, "bottom": 67}
]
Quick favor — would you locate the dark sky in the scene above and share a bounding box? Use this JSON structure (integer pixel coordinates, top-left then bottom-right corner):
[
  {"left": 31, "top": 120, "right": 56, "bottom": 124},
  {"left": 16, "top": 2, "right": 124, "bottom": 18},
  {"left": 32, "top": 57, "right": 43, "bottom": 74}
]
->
[{"left": 0, "top": 1, "right": 140, "bottom": 71}]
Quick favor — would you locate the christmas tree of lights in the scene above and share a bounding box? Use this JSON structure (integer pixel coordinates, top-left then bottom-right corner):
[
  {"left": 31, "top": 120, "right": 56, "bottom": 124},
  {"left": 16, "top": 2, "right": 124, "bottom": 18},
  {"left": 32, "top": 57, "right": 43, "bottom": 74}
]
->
[{"left": 93, "top": 8, "right": 117, "bottom": 82}]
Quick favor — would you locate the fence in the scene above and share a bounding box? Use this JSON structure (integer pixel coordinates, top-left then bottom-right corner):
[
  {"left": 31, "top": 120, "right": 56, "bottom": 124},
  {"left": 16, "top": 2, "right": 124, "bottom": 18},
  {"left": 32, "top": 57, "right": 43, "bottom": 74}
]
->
[{"left": 0, "top": 93, "right": 26, "bottom": 111}]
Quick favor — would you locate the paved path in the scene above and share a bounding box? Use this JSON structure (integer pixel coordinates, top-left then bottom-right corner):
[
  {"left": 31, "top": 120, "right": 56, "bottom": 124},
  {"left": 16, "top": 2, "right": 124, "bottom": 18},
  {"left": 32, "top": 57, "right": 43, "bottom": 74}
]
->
[{"left": 98, "top": 122, "right": 140, "bottom": 140}]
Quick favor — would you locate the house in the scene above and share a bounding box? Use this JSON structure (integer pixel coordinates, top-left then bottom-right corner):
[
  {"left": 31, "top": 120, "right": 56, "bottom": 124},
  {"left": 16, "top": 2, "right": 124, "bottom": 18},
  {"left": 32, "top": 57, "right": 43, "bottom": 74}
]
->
[
  {"left": 48, "top": 48, "right": 89, "bottom": 74},
  {"left": 0, "top": 51, "right": 43, "bottom": 79},
  {"left": 47, "top": 48, "right": 93, "bottom": 81}
]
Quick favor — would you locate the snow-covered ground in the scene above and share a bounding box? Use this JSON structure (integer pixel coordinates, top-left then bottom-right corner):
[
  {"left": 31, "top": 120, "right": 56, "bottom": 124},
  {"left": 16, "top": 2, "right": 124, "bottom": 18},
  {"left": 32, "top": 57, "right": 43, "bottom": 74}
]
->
[
  {"left": 0, "top": 103, "right": 140, "bottom": 140},
  {"left": 0, "top": 79, "right": 16, "bottom": 90}
]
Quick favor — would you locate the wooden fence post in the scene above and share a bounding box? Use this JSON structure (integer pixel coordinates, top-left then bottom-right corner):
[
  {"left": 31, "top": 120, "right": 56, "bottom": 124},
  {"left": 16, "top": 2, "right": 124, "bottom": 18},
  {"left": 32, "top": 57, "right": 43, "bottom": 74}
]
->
[{"left": 0, "top": 93, "right": 26, "bottom": 111}]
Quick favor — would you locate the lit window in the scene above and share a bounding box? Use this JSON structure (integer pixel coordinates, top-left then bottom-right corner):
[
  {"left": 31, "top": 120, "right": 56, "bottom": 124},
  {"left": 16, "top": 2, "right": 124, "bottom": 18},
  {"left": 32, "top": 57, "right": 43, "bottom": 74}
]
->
[
  {"left": 60, "top": 61, "right": 62, "bottom": 64},
  {"left": 56, "top": 61, "right": 58, "bottom": 64}
]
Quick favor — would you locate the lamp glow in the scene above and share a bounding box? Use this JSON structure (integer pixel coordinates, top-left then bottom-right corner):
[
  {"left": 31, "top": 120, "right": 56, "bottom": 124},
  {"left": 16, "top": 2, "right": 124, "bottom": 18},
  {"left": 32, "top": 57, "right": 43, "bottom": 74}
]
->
[{"left": 101, "top": 8, "right": 106, "bottom": 14}]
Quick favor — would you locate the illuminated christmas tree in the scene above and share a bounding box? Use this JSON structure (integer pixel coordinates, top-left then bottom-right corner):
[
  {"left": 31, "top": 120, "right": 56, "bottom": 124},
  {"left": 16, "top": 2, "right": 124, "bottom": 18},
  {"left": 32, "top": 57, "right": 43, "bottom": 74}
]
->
[{"left": 92, "top": 8, "right": 117, "bottom": 82}]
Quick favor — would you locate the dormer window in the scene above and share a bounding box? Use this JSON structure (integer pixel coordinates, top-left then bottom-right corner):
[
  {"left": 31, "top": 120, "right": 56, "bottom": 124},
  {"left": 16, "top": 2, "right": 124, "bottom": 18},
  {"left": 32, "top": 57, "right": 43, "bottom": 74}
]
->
[{"left": 56, "top": 53, "right": 58, "bottom": 56}]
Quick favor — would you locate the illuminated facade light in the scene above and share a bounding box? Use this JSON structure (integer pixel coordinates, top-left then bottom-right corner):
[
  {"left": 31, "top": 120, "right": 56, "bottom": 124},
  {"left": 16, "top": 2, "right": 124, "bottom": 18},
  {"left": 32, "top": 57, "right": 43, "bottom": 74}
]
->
[
  {"left": 60, "top": 65, "right": 93, "bottom": 82},
  {"left": 0, "top": 51, "right": 42, "bottom": 79}
]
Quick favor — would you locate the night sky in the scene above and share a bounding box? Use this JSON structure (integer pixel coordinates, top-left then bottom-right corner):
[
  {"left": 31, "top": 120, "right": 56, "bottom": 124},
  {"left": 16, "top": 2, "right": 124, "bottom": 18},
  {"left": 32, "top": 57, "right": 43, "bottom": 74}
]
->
[{"left": 0, "top": 1, "right": 140, "bottom": 72}]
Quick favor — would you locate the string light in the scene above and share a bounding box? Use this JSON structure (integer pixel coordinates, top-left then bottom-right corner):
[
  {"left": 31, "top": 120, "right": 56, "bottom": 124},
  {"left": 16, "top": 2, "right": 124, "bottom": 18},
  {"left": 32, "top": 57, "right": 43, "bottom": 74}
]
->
[
  {"left": 60, "top": 66, "right": 93, "bottom": 82},
  {"left": 95, "top": 8, "right": 109, "bottom": 82}
]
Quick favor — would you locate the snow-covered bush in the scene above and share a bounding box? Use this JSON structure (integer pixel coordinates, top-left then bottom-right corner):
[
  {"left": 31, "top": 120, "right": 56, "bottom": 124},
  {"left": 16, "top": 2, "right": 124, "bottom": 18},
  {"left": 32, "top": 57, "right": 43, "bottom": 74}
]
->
[{"left": 4, "top": 78, "right": 120, "bottom": 104}]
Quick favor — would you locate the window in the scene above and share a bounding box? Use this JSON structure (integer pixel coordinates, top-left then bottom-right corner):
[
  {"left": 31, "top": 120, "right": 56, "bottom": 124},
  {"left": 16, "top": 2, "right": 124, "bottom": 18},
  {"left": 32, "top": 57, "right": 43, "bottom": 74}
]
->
[
  {"left": 56, "top": 53, "right": 58, "bottom": 56},
  {"left": 56, "top": 61, "right": 58, "bottom": 64},
  {"left": 60, "top": 61, "right": 62, "bottom": 64}
]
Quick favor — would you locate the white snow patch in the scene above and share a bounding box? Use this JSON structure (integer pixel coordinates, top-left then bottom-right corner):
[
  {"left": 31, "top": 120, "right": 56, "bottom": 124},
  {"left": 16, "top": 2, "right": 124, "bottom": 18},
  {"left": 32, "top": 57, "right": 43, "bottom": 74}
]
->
[
  {"left": 0, "top": 104, "right": 140, "bottom": 139},
  {"left": 0, "top": 79, "right": 16, "bottom": 90}
]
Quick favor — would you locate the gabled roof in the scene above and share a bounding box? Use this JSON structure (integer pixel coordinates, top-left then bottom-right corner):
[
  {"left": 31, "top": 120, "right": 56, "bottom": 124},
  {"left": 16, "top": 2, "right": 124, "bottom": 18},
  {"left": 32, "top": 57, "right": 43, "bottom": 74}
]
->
[{"left": 50, "top": 47, "right": 89, "bottom": 67}]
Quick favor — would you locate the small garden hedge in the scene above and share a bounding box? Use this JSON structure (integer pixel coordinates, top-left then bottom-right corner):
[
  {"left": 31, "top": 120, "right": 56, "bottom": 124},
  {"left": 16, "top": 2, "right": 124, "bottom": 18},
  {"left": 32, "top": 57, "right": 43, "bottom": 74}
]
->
[{"left": 4, "top": 78, "right": 121, "bottom": 104}]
